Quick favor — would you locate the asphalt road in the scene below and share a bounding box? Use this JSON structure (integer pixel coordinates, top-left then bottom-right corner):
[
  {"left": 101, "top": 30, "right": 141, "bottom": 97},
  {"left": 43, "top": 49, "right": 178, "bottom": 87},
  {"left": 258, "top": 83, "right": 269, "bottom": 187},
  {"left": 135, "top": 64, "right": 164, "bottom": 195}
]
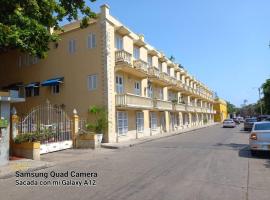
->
[{"left": 1, "top": 124, "right": 270, "bottom": 200}]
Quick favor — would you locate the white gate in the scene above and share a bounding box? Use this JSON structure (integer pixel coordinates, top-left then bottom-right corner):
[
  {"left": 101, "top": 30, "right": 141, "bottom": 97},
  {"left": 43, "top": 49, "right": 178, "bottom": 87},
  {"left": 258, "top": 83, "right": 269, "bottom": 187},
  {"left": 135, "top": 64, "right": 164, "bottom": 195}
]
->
[{"left": 17, "top": 102, "right": 73, "bottom": 154}]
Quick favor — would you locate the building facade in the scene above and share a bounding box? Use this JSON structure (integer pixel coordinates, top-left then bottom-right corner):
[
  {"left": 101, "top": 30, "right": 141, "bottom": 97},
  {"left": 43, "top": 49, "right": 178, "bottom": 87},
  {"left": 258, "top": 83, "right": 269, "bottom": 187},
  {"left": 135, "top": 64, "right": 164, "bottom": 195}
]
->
[
  {"left": 0, "top": 5, "right": 216, "bottom": 143},
  {"left": 214, "top": 98, "right": 228, "bottom": 122}
]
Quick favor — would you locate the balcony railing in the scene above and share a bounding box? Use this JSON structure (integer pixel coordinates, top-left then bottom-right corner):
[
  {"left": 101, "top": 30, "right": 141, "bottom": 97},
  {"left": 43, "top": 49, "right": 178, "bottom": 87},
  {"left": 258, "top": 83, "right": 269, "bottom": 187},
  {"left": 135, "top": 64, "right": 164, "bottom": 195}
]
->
[
  {"left": 148, "top": 67, "right": 160, "bottom": 78},
  {"left": 115, "top": 50, "right": 132, "bottom": 65},
  {"left": 160, "top": 72, "right": 171, "bottom": 83},
  {"left": 154, "top": 99, "right": 173, "bottom": 110},
  {"left": 115, "top": 93, "right": 153, "bottom": 109},
  {"left": 133, "top": 59, "right": 148, "bottom": 72}
]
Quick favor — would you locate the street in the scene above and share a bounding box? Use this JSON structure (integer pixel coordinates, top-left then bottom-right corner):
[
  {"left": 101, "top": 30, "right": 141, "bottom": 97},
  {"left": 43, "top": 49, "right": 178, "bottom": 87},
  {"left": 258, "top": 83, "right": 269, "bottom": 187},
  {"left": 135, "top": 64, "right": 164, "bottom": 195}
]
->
[{"left": 1, "top": 124, "right": 270, "bottom": 200}]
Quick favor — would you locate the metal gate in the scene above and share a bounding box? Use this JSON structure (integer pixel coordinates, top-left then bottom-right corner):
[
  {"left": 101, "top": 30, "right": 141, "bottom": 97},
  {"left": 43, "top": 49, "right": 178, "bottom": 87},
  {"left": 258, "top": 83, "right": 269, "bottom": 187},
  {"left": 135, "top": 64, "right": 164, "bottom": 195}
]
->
[{"left": 17, "top": 102, "right": 73, "bottom": 154}]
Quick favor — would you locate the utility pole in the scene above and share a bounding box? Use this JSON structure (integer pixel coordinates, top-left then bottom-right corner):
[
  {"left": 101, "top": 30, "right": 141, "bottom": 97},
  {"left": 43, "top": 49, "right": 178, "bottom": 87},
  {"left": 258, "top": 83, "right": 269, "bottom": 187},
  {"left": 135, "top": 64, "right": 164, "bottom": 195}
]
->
[{"left": 258, "top": 88, "right": 263, "bottom": 115}]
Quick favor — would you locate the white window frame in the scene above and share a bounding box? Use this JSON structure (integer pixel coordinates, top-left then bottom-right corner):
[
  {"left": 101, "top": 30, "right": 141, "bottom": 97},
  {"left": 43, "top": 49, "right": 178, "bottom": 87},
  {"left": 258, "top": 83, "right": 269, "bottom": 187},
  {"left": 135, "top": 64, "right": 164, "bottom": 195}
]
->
[
  {"left": 115, "top": 35, "right": 123, "bottom": 50},
  {"left": 136, "top": 112, "right": 144, "bottom": 133},
  {"left": 150, "top": 112, "right": 158, "bottom": 130},
  {"left": 147, "top": 55, "right": 152, "bottom": 67},
  {"left": 51, "top": 85, "right": 60, "bottom": 95},
  {"left": 158, "top": 88, "right": 163, "bottom": 100},
  {"left": 116, "top": 75, "right": 124, "bottom": 94},
  {"left": 87, "top": 33, "right": 96, "bottom": 49},
  {"left": 117, "top": 111, "right": 128, "bottom": 135},
  {"left": 147, "top": 85, "right": 153, "bottom": 98},
  {"left": 69, "top": 39, "right": 76, "bottom": 54},
  {"left": 134, "top": 81, "right": 141, "bottom": 96},
  {"left": 167, "top": 66, "right": 170, "bottom": 75},
  {"left": 133, "top": 46, "right": 140, "bottom": 60},
  {"left": 88, "top": 74, "right": 97, "bottom": 91},
  {"left": 158, "top": 61, "right": 162, "bottom": 72}
]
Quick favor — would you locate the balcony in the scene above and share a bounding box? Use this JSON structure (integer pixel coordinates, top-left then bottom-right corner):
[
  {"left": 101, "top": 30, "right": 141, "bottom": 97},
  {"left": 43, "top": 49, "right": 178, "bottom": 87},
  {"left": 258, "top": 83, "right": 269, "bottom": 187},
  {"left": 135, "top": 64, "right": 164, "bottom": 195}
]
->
[
  {"left": 115, "top": 50, "right": 147, "bottom": 78},
  {"left": 133, "top": 59, "right": 148, "bottom": 73},
  {"left": 115, "top": 50, "right": 132, "bottom": 65},
  {"left": 115, "top": 93, "right": 153, "bottom": 109},
  {"left": 174, "top": 103, "right": 186, "bottom": 111},
  {"left": 153, "top": 99, "right": 173, "bottom": 110}
]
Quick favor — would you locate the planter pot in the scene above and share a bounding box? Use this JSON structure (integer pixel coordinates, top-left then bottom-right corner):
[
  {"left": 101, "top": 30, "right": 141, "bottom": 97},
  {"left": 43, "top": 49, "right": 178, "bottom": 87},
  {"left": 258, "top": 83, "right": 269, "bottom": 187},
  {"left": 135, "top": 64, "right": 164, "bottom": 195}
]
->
[
  {"left": 11, "top": 141, "right": 40, "bottom": 160},
  {"left": 96, "top": 134, "right": 103, "bottom": 145},
  {"left": 76, "top": 133, "right": 100, "bottom": 149}
]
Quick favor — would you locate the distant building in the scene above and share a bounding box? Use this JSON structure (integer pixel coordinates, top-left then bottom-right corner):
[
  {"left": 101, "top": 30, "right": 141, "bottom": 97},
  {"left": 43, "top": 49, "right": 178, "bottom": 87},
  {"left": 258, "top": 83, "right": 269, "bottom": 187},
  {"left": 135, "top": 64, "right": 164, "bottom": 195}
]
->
[{"left": 214, "top": 98, "right": 228, "bottom": 122}]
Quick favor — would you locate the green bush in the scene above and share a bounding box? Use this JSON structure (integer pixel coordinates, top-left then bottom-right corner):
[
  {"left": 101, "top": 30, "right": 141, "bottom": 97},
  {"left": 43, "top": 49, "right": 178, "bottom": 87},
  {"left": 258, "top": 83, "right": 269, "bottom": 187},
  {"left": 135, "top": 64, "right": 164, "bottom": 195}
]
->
[
  {"left": 14, "top": 129, "right": 55, "bottom": 144},
  {"left": 86, "top": 106, "right": 108, "bottom": 134},
  {"left": 14, "top": 132, "right": 42, "bottom": 144}
]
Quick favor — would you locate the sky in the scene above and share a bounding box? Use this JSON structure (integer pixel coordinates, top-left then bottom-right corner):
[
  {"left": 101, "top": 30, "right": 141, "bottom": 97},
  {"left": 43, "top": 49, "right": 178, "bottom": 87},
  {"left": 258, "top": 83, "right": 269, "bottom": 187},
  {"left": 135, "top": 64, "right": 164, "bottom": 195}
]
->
[{"left": 71, "top": 0, "right": 270, "bottom": 107}]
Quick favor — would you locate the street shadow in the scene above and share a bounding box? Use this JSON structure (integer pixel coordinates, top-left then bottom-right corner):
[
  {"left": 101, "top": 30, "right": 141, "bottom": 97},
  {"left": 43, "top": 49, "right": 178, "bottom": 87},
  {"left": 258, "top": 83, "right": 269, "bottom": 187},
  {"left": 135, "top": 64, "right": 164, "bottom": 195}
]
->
[
  {"left": 264, "top": 160, "right": 270, "bottom": 168},
  {"left": 214, "top": 142, "right": 248, "bottom": 150},
  {"left": 214, "top": 143, "right": 270, "bottom": 160}
]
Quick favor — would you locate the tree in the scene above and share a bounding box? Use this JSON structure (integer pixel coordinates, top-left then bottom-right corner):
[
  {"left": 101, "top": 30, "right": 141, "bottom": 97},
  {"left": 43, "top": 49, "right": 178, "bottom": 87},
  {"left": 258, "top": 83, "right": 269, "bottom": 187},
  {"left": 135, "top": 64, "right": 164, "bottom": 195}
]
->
[
  {"left": 262, "top": 78, "right": 270, "bottom": 114},
  {"left": 0, "top": 0, "right": 97, "bottom": 58},
  {"left": 226, "top": 101, "right": 238, "bottom": 114}
]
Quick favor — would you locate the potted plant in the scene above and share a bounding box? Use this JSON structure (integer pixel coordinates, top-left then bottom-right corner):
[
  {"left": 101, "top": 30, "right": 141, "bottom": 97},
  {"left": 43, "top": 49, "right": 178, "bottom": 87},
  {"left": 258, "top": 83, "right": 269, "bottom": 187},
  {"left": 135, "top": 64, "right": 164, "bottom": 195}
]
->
[{"left": 86, "top": 106, "right": 108, "bottom": 144}]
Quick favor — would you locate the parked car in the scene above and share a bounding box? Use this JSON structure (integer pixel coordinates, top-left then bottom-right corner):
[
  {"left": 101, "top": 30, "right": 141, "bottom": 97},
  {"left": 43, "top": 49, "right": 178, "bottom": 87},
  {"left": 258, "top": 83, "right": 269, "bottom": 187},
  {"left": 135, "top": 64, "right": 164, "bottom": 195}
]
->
[
  {"left": 257, "top": 115, "right": 270, "bottom": 122},
  {"left": 244, "top": 118, "right": 257, "bottom": 131},
  {"left": 249, "top": 121, "right": 270, "bottom": 156},
  {"left": 223, "top": 119, "right": 236, "bottom": 128},
  {"left": 264, "top": 117, "right": 270, "bottom": 121},
  {"left": 238, "top": 117, "right": 244, "bottom": 123},
  {"left": 233, "top": 118, "right": 240, "bottom": 124}
]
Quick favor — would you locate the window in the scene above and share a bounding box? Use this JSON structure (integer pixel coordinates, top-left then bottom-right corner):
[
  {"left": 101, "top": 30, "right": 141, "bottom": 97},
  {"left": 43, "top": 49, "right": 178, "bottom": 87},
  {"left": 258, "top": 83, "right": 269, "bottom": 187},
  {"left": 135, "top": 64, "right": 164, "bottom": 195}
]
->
[
  {"left": 25, "top": 88, "right": 32, "bottom": 97},
  {"left": 69, "top": 39, "right": 76, "bottom": 54},
  {"left": 33, "top": 87, "right": 39, "bottom": 96},
  {"left": 133, "top": 46, "right": 140, "bottom": 60},
  {"left": 147, "top": 55, "right": 152, "bottom": 67},
  {"left": 136, "top": 112, "right": 144, "bottom": 132},
  {"left": 115, "top": 35, "right": 123, "bottom": 50},
  {"left": 158, "top": 61, "right": 162, "bottom": 72},
  {"left": 52, "top": 85, "right": 60, "bottom": 94},
  {"left": 87, "top": 33, "right": 96, "bottom": 48},
  {"left": 167, "top": 66, "right": 170, "bottom": 75},
  {"left": 147, "top": 84, "right": 153, "bottom": 98},
  {"left": 25, "top": 87, "right": 39, "bottom": 97},
  {"left": 116, "top": 75, "right": 124, "bottom": 94},
  {"left": 117, "top": 111, "right": 128, "bottom": 135},
  {"left": 134, "top": 81, "right": 140, "bottom": 95},
  {"left": 150, "top": 112, "right": 157, "bottom": 130},
  {"left": 88, "top": 74, "right": 97, "bottom": 90},
  {"left": 158, "top": 88, "right": 163, "bottom": 100}
]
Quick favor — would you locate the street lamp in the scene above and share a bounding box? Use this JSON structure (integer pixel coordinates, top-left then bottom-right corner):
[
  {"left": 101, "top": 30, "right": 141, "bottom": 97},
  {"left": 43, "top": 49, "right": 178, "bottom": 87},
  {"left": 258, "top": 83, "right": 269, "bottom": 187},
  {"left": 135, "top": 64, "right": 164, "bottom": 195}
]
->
[
  {"left": 258, "top": 87, "right": 263, "bottom": 115},
  {"left": 253, "top": 87, "right": 263, "bottom": 115}
]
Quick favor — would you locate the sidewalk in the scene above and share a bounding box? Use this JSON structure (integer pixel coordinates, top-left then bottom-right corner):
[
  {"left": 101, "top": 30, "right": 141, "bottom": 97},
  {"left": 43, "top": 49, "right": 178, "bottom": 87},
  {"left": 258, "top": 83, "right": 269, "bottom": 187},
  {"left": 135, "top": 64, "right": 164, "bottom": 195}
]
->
[
  {"left": 0, "top": 159, "right": 54, "bottom": 179},
  {"left": 102, "top": 123, "right": 220, "bottom": 149}
]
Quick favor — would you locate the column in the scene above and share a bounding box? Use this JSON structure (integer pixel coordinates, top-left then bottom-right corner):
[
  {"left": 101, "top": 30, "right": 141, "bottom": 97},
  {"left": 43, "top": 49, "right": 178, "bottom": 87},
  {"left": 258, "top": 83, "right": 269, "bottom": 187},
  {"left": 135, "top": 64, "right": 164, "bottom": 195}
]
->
[
  {"left": 164, "top": 111, "right": 170, "bottom": 132},
  {"left": 72, "top": 109, "right": 79, "bottom": 148},
  {"left": 143, "top": 110, "right": 150, "bottom": 136}
]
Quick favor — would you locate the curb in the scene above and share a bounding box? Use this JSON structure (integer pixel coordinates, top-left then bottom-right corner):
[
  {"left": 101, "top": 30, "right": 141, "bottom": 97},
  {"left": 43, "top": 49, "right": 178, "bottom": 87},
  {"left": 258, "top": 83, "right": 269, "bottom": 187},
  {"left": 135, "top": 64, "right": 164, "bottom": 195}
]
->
[
  {"left": 0, "top": 162, "right": 55, "bottom": 179},
  {"left": 101, "top": 123, "right": 219, "bottom": 149}
]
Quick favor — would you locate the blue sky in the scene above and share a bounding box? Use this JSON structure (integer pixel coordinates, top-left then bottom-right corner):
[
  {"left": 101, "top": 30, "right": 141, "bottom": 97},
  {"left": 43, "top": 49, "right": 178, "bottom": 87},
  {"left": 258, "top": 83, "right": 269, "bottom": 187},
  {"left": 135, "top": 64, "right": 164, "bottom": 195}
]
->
[{"left": 77, "top": 0, "right": 270, "bottom": 107}]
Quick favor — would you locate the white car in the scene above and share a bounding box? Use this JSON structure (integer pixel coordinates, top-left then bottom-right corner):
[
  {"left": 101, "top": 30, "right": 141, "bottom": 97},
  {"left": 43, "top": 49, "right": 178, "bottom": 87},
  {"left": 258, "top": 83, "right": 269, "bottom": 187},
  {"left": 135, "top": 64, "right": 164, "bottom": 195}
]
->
[
  {"left": 249, "top": 122, "right": 270, "bottom": 156},
  {"left": 223, "top": 119, "right": 236, "bottom": 128}
]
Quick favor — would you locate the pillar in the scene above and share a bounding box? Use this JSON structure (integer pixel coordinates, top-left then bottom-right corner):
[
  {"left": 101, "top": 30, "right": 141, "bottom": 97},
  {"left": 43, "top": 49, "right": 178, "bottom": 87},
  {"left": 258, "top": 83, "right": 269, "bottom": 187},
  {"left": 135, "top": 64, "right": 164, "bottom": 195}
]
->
[
  {"left": 163, "top": 87, "right": 168, "bottom": 101},
  {"left": 11, "top": 107, "right": 19, "bottom": 140},
  {"left": 164, "top": 111, "right": 170, "bottom": 132},
  {"left": 143, "top": 110, "right": 150, "bottom": 136},
  {"left": 72, "top": 109, "right": 79, "bottom": 148},
  {"left": 179, "top": 112, "right": 183, "bottom": 128},
  {"left": 188, "top": 113, "right": 192, "bottom": 127}
]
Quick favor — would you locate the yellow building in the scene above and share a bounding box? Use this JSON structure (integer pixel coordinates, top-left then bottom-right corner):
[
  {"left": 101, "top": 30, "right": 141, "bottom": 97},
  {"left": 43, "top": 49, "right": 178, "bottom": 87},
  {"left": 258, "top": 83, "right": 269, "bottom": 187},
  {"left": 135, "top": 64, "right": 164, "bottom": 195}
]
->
[
  {"left": 0, "top": 5, "right": 216, "bottom": 143},
  {"left": 214, "top": 98, "right": 228, "bottom": 122}
]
